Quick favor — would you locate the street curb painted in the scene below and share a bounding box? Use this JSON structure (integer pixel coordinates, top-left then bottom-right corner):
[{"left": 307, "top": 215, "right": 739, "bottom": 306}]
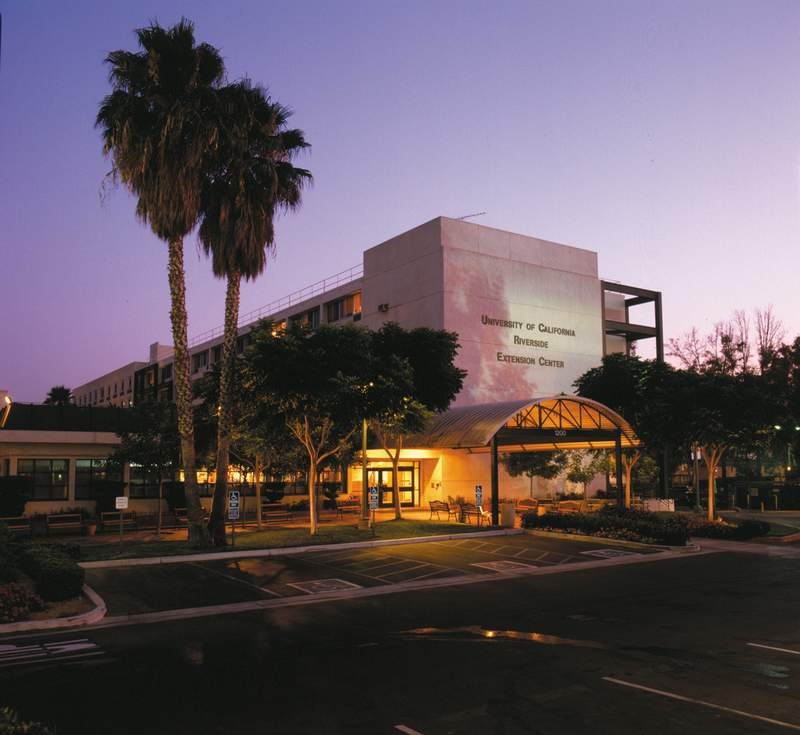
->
[
  {"left": 80, "top": 528, "right": 523, "bottom": 569},
  {"left": 0, "top": 584, "right": 107, "bottom": 635},
  {"left": 773, "top": 530, "right": 800, "bottom": 544},
  {"left": 75, "top": 546, "right": 717, "bottom": 633}
]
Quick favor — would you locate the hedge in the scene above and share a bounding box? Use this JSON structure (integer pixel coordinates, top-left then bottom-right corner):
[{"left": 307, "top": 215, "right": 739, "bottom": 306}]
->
[
  {"left": 521, "top": 508, "right": 689, "bottom": 546},
  {"left": 687, "top": 518, "right": 771, "bottom": 540},
  {"left": 19, "top": 545, "right": 85, "bottom": 601},
  {"left": 0, "top": 476, "right": 31, "bottom": 517},
  {"left": 0, "top": 583, "right": 44, "bottom": 624},
  {"left": 0, "top": 707, "right": 53, "bottom": 735}
]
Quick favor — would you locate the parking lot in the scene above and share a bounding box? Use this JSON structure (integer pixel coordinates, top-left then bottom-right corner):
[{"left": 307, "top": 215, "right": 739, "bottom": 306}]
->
[{"left": 86, "top": 533, "right": 660, "bottom": 616}]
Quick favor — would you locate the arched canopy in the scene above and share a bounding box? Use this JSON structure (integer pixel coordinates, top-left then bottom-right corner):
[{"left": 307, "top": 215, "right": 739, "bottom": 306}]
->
[{"left": 410, "top": 395, "right": 639, "bottom": 453}]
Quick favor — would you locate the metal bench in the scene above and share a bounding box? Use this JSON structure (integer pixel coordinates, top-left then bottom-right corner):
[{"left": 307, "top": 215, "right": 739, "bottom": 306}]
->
[
  {"left": 261, "top": 503, "right": 293, "bottom": 524},
  {"left": 0, "top": 516, "right": 32, "bottom": 537},
  {"left": 461, "top": 503, "right": 489, "bottom": 526},
  {"left": 46, "top": 513, "right": 85, "bottom": 535},
  {"left": 100, "top": 511, "right": 138, "bottom": 532},
  {"left": 335, "top": 498, "right": 361, "bottom": 519},
  {"left": 429, "top": 500, "right": 457, "bottom": 521},
  {"left": 556, "top": 500, "right": 582, "bottom": 514}
]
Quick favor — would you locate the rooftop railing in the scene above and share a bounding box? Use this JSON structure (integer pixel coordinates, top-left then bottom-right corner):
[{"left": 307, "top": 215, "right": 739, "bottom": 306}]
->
[{"left": 189, "top": 263, "right": 363, "bottom": 347}]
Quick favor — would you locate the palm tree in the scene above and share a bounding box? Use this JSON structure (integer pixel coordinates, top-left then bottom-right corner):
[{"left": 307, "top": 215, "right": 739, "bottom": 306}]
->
[
  {"left": 199, "top": 80, "right": 311, "bottom": 545},
  {"left": 96, "top": 19, "right": 224, "bottom": 547},
  {"left": 44, "top": 386, "right": 72, "bottom": 406}
]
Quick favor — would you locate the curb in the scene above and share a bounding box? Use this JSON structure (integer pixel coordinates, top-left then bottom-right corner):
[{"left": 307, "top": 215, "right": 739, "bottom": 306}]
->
[
  {"left": 773, "top": 530, "right": 800, "bottom": 544},
  {"left": 524, "top": 529, "right": 700, "bottom": 554},
  {"left": 80, "top": 528, "right": 523, "bottom": 569},
  {"left": 0, "top": 584, "right": 107, "bottom": 635}
]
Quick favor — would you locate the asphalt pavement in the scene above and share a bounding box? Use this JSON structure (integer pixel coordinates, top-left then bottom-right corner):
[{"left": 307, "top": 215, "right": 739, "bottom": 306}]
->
[{"left": 1, "top": 540, "right": 798, "bottom": 734}]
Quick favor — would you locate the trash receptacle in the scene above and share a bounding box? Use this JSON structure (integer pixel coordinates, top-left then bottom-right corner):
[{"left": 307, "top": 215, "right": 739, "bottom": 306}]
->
[{"left": 500, "top": 502, "right": 516, "bottom": 528}]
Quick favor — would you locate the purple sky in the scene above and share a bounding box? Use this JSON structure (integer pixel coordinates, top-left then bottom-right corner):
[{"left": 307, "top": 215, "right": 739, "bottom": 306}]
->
[{"left": 3, "top": 1, "right": 800, "bottom": 402}]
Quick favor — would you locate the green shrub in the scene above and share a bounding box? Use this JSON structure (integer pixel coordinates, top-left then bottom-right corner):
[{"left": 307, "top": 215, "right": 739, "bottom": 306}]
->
[
  {"left": 0, "top": 707, "right": 53, "bottom": 735},
  {"left": 0, "top": 583, "right": 44, "bottom": 624},
  {"left": 164, "top": 481, "right": 186, "bottom": 511},
  {"left": 262, "top": 481, "right": 286, "bottom": 503},
  {"left": 93, "top": 480, "right": 125, "bottom": 514},
  {"left": 0, "top": 477, "right": 30, "bottom": 517},
  {"left": 522, "top": 509, "right": 689, "bottom": 546},
  {"left": 688, "top": 518, "right": 770, "bottom": 540},
  {"left": 19, "top": 545, "right": 84, "bottom": 601}
]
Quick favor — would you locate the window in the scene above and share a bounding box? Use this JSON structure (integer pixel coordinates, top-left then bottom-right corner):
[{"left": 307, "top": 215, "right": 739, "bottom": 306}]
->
[
  {"left": 16, "top": 459, "right": 68, "bottom": 500},
  {"left": 100, "top": 386, "right": 104, "bottom": 400},
  {"left": 75, "top": 458, "right": 121, "bottom": 500},
  {"left": 212, "top": 346, "right": 222, "bottom": 364},
  {"left": 161, "top": 364, "right": 173, "bottom": 382},
  {"left": 192, "top": 351, "right": 208, "bottom": 373},
  {"left": 127, "top": 376, "right": 132, "bottom": 392},
  {"left": 292, "top": 307, "right": 320, "bottom": 330},
  {"left": 325, "top": 293, "right": 362, "bottom": 323},
  {"left": 129, "top": 464, "right": 160, "bottom": 498}
]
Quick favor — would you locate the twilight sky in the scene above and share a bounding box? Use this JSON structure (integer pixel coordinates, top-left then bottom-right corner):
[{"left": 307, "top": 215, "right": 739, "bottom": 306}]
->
[{"left": 2, "top": 0, "right": 800, "bottom": 402}]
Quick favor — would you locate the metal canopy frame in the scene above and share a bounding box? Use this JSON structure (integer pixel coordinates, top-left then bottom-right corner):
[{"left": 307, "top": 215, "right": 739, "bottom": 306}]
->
[{"left": 410, "top": 396, "right": 641, "bottom": 525}]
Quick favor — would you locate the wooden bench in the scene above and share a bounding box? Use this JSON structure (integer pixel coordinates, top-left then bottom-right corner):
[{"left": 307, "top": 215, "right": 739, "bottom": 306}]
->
[
  {"left": 461, "top": 503, "right": 489, "bottom": 526},
  {"left": 0, "top": 516, "right": 32, "bottom": 537},
  {"left": 515, "top": 498, "right": 539, "bottom": 515},
  {"left": 100, "top": 511, "right": 138, "bottom": 532},
  {"left": 556, "top": 500, "right": 582, "bottom": 514},
  {"left": 261, "top": 503, "right": 293, "bottom": 524},
  {"left": 46, "top": 513, "right": 84, "bottom": 536},
  {"left": 429, "top": 500, "right": 457, "bottom": 521},
  {"left": 335, "top": 498, "right": 361, "bottom": 518}
]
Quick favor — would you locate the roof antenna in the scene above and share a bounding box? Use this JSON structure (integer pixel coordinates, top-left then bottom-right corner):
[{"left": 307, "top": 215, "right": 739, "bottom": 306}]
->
[{"left": 456, "top": 211, "right": 486, "bottom": 221}]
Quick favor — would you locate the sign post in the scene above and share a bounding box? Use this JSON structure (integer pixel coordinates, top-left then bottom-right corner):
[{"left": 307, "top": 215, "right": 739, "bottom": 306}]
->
[
  {"left": 228, "top": 489, "right": 240, "bottom": 547},
  {"left": 368, "top": 485, "right": 379, "bottom": 537},
  {"left": 115, "top": 496, "right": 128, "bottom": 545},
  {"left": 475, "top": 484, "right": 483, "bottom": 509}
]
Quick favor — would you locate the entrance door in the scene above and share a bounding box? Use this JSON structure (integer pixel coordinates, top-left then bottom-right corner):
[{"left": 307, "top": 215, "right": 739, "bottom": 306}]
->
[{"left": 367, "top": 467, "right": 417, "bottom": 508}]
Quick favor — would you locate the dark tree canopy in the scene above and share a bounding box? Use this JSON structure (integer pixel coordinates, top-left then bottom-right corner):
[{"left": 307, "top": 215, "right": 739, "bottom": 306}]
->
[{"left": 44, "top": 386, "right": 72, "bottom": 406}]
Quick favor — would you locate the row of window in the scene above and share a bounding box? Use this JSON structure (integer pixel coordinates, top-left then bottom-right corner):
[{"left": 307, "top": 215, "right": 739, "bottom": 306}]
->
[
  {"left": 14, "top": 458, "right": 161, "bottom": 500},
  {"left": 77, "top": 376, "right": 133, "bottom": 407}
]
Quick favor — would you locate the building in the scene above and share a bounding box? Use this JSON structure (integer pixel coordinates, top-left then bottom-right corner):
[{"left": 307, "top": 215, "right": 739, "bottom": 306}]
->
[{"left": 20, "top": 217, "right": 663, "bottom": 515}]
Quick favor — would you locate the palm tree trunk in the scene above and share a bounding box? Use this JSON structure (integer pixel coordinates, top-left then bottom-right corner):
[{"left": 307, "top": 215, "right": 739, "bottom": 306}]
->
[
  {"left": 392, "top": 454, "right": 402, "bottom": 521},
  {"left": 707, "top": 460, "right": 716, "bottom": 521},
  {"left": 167, "top": 237, "right": 208, "bottom": 548},
  {"left": 624, "top": 465, "right": 633, "bottom": 510},
  {"left": 308, "top": 458, "right": 319, "bottom": 535},
  {"left": 254, "top": 453, "right": 263, "bottom": 530},
  {"left": 209, "top": 269, "right": 241, "bottom": 546}
]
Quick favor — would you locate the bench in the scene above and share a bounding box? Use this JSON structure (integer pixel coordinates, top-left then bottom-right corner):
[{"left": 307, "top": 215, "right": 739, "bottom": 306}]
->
[
  {"left": 335, "top": 498, "right": 361, "bottom": 519},
  {"left": 556, "top": 500, "right": 582, "bottom": 514},
  {"left": 515, "top": 498, "right": 539, "bottom": 515},
  {"left": 461, "top": 503, "right": 490, "bottom": 526},
  {"left": 46, "top": 513, "right": 85, "bottom": 536},
  {"left": 261, "top": 503, "right": 293, "bottom": 524},
  {"left": 429, "top": 500, "right": 457, "bottom": 521},
  {"left": 0, "top": 516, "right": 32, "bottom": 537},
  {"left": 100, "top": 511, "right": 138, "bottom": 532}
]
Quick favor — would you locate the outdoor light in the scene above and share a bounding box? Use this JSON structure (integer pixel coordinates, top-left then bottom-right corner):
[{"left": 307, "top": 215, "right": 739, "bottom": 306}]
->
[
  {"left": 0, "top": 394, "right": 11, "bottom": 429},
  {"left": 774, "top": 425, "right": 782, "bottom": 430}
]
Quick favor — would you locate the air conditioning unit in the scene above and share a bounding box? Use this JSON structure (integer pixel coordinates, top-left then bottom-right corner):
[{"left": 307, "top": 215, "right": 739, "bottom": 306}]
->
[{"left": 378, "top": 303, "right": 390, "bottom": 313}]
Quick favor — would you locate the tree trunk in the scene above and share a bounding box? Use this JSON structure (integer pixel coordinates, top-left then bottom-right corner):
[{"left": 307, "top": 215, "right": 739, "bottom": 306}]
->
[
  {"left": 209, "top": 269, "right": 241, "bottom": 546},
  {"left": 255, "top": 454, "right": 263, "bottom": 529},
  {"left": 624, "top": 464, "right": 633, "bottom": 510},
  {"left": 167, "top": 238, "right": 208, "bottom": 548},
  {"left": 308, "top": 459, "right": 319, "bottom": 535},
  {"left": 157, "top": 478, "right": 163, "bottom": 538},
  {"left": 707, "top": 461, "right": 716, "bottom": 521}
]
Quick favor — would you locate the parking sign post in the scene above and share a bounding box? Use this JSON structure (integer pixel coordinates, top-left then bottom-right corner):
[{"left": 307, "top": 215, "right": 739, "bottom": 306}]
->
[
  {"left": 228, "top": 489, "right": 240, "bottom": 546},
  {"left": 368, "top": 485, "right": 379, "bottom": 537},
  {"left": 115, "top": 496, "right": 128, "bottom": 545}
]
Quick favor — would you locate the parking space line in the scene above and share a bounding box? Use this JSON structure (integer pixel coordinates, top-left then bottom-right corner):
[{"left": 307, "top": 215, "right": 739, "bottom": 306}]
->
[
  {"left": 379, "top": 564, "right": 433, "bottom": 579},
  {"left": 189, "top": 563, "right": 282, "bottom": 597},
  {"left": 747, "top": 642, "right": 800, "bottom": 656},
  {"left": 602, "top": 677, "right": 800, "bottom": 731},
  {"left": 395, "top": 725, "right": 424, "bottom": 735}
]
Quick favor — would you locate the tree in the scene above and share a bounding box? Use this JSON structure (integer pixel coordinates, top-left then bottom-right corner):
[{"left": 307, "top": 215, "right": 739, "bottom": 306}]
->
[
  {"left": 44, "top": 386, "right": 72, "bottom": 406},
  {"left": 368, "top": 323, "right": 466, "bottom": 519},
  {"left": 565, "top": 451, "right": 608, "bottom": 501},
  {"left": 110, "top": 400, "right": 180, "bottom": 536},
  {"left": 97, "top": 20, "right": 225, "bottom": 546},
  {"left": 676, "top": 370, "right": 773, "bottom": 520},
  {"left": 574, "top": 354, "right": 676, "bottom": 508},
  {"left": 200, "top": 81, "right": 311, "bottom": 545},
  {"left": 501, "top": 451, "right": 567, "bottom": 498},
  {"left": 243, "top": 323, "right": 373, "bottom": 534}
]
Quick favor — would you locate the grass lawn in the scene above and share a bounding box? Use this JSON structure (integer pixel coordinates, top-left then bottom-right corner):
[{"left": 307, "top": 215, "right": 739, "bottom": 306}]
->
[{"left": 79, "top": 520, "right": 487, "bottom": 562}]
